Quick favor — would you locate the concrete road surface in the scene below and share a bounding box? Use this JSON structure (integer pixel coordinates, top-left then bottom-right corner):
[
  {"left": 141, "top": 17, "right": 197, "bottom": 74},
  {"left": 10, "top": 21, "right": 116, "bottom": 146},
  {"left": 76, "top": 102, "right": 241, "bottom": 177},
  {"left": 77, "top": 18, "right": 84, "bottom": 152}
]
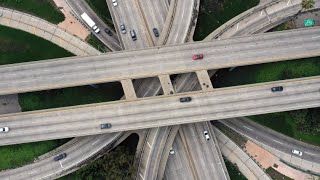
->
[
  {"left": 221, "top": 118, "right": 320, "bottom": 164},
  {"left": 0, "top": 76, "right": 319, "bottom": 145},
  {"left": 67, "top": 0, "right": 122, "bottom": 51},
  {"left": 1, "top": 28, "right": 320, "bottom": 95}
]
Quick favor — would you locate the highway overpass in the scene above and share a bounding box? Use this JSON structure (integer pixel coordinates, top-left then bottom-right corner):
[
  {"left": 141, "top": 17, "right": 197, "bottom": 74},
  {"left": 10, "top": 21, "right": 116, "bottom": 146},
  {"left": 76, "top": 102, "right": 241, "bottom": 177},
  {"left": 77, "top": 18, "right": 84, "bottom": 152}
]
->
[
  {"left": 1, "top": 28, "right": 320, "bottom": 96},
  {"left": 0, "top": 76, "right": 319, "bottom": 145}
]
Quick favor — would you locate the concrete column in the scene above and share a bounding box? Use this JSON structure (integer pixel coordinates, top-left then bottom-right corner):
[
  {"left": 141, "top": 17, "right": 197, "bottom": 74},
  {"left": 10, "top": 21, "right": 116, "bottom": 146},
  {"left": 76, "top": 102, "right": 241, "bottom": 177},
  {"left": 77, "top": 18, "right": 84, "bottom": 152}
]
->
[
  {"left": 121, "top": 79, "right": 137, "bottom": 100},
  {"left": 196, "top": 70, "right": 213, "bottom": 90},
  {"left": 158, "top": 75, "right": 175, "bottom": 95}
]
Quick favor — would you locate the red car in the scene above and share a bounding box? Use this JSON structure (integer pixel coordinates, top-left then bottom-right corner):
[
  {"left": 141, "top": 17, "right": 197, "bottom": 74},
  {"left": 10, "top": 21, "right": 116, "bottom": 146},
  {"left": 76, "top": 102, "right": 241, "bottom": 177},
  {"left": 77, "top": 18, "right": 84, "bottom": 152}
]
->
[{"left": 192, "top": 54, "right": 204, "bottom": 60}]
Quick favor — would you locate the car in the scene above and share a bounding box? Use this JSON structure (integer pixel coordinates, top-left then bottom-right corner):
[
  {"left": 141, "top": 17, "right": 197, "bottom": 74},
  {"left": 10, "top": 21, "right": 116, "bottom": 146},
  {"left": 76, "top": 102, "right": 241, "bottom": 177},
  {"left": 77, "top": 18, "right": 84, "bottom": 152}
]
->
[
  {"left": 179, "top": 97, "right": 192, "bottom": 102},
  {"left": 169, "top": 148, "right": 175, "bottom": 155},
  {"left": 100, "top": 123, "right": 112, "bottom": 129},
  {"left": 0, "top": 127, "right": 9, "bottom": 133},
  {"left": 120, "top": 24, "right": 126, "bottom": 34},
  {"left": 54, "top": 153, "right": 67, "bottom": 161},
  {"left": 112, "top": 0, "right": 118, "bottom": 6},
  {"left": 271, "top": 86, "right": 283, "bottom": 92},
  {"left": 192, "top": 54, "right": 204, "bottom": 60},
  {"left": 153, "top": 28, "right": 159, "bottom": 37},
  {"left": 104, "top": 28, "right": 113, "bottom": 36},
  {"left": 203, "top": 131, "right": 210, "bottom": 140},
  {"left": 130, "top": 30, "right": 137, "bottom": 41},
  {"left": 291, "top": 149, "right": 302, "bottom": 156}
]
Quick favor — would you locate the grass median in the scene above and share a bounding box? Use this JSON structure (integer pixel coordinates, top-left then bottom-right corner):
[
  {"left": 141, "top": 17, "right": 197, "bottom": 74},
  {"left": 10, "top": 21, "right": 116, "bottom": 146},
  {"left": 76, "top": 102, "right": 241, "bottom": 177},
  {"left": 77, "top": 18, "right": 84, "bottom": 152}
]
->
[{"left": 0, "top": 0, "right": 64, "bottom": 24}]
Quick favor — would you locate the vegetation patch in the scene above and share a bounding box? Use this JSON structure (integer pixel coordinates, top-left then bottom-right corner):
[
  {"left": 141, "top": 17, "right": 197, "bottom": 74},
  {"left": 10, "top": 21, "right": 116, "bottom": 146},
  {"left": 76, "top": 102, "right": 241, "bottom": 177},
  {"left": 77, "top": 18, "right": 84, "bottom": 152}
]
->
[
  {"left": 266, "top": 167, "right": 293, "bottom": 180},
  {"left": 0, "top": 25, "right": 74, "bottom": 65},
  {"left": 86, "top": 33, "right": 109, "bottom": 53},
  {"left": 213, "top": 57, "right": 320, "bottom": 146},
  {"left": 224, "top": 158, "right": 247, "bottom": 180},
  {"left": 0, "top": 0, "right": 65, "bottom": 24},
  {"left": 213, "top": 122, "right": 247, "bottom": 147},
  {"left": 60, "top": 134, "right": 138, "bottom": 180},
  {"left": 19, "top": 82, "right": 123, "bottom": 111},
  {"left": 194, "top": 0, "right": 259, "bottom": 40},
  {"left": 85, "top": 0, "right": 115, "bottom": 31},
  {"left": 0, "top": 139, "right": 69, "bottom": 170},
  {"left": 0, "top": 24, "right": 73, "bottom": 170},
  {"left": 269, "top": 20, "right": 296, "bottom": 32}
]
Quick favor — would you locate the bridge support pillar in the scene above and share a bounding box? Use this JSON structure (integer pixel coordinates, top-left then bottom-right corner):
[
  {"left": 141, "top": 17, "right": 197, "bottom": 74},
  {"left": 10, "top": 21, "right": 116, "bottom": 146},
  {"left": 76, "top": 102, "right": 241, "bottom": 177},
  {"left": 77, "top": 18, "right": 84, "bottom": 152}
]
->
[
  {"left": 121, "top": 79, "right": 137, "bottom": 100},
  {"left": 158, "top": 75, "right": 175, "bottom": 95},
  {"left": 196, "top": 70, "right": 213, "bottom": 90}
]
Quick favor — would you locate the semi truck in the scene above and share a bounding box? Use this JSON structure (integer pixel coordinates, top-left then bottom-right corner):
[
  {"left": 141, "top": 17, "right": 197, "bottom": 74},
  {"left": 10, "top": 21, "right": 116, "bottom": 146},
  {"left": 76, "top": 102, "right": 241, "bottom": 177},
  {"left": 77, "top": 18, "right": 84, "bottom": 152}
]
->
[{"left": 80, "top": 12, "right": 100, "bottom": 33}]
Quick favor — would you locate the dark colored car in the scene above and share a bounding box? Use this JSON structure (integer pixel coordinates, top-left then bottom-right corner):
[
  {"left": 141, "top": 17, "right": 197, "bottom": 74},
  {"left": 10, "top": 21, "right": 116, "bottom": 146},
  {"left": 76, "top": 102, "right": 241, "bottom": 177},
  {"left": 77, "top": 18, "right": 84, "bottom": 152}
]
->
[
  {"left": 54, "top": 153, "right": 67, "bottom": 161},
  {"left": 192, "top": 54, "right": 204, "bottom": 60},
  {"left": 104, "top": 28, "right": 113, "bottom": 36},
  {"left": 153, "top": 28, "right": 159, "bottom": 37},
  {"left": 179, "top": 97, "right": 192, "bottom": 102},
  {"left": 130, "top": 30, "right": 137, "bottom": 41},
  {"left": 271, "top": 86, "right": 283, "bottom": 92},
  {"left": 100, "top": 123, "right": 112, "bottom": 129}
]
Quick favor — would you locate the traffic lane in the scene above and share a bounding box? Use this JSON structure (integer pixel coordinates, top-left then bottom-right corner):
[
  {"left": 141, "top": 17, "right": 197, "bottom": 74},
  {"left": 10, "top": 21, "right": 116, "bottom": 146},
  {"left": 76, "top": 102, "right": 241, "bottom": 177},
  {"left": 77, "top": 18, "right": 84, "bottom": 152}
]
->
[
  {"left": 110, "top": 0, "right": 152, "bottom": 49},
  {"left": 0, "top": 77, "right": 319, "bottom": 145},
  {"left": 139, "top": 0, "right": 168, "bottom": 44},
  {"left": 2, "top": 28, "right": 320, "bottom": 95},
  {"left": 166, "top": 0, "right": 194, "bottom": 45},
  {"left": 67, "top": 0, "right": 121, "bottom": 51},
  {"left": 221, "top": 118, "right": 320, "bottom": 163},
  {"left": 0, "top": 133, "right": 121, "bottom": 179},
  {"left": 181, "top": 122, "right": 228, "bottom": 180},
  {"left": 163, "top": 133, "right": 195, "bottom": 180}
]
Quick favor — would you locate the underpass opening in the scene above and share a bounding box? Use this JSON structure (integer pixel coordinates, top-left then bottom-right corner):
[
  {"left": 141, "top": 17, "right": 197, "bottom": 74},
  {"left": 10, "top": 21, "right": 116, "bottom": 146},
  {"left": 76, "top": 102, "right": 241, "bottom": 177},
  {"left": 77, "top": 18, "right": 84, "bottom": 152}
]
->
[
  {"left": 132, "top": 77, "right": 164, "bottom": 98},
  {"left": 18, "top": 81, "right": 124, "bottom": 112},
  {"left": 170, "top": 72, "right": 201, "bottom": 93}
]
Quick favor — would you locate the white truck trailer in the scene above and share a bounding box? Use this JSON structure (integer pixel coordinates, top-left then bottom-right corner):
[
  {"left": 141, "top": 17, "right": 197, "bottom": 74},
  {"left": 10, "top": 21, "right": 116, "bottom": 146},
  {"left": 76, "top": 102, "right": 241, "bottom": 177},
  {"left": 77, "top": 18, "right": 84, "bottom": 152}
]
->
[{"left": 80, "top": 12, "right": 100, "bottom": 33}]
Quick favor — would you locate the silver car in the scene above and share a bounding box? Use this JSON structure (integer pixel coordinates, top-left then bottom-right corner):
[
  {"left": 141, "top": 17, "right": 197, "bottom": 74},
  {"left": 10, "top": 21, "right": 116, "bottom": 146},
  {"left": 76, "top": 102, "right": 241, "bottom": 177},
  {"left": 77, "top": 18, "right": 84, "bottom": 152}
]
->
[{"left": 120, "top": 24, "right": 126, "bottom": 34}]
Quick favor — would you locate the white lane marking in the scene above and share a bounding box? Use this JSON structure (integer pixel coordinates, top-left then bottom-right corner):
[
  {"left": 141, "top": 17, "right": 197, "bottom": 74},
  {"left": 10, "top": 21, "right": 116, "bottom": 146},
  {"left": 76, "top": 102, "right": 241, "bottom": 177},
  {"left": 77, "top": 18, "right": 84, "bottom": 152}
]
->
[
  {"left": 59, "top": 161, "right": 63, "bottom": 168},
  {"left": 243, "top": 126, "right": 253, "bottom": 131},
  {"left": 29, "top": 171, "right": 37, "bottom": 174},
  {"left": 260, "top": 10, "right": 263, "bottom": 16},
  {"left": 76, "top": 2, "right": 84, "bottom": 11},
  {"left": 312, "top": 36, "right": 320, "bottom": 39},
  {"left": 60, "top": 157, "right": 70, "bottom": 168},
  {"left": 147, "top": 142, "right": 151, "bottom": 148},
  {"left": 91, "top": 139, "right": 101, "bottom": 145},
  {"left": 37, "top": 170, "right": 62, "bottom": 180},
  {"left": 139, "top": 173, "right": 144, "bottom": 179},
  {"left": 236, "top": 23, "right": 239, "bottom": 30},
  {"left": 287, "top": 0, "right": 291, "bottom": 6},
  {"left": 304, "top": 151, "right": 316, "bottom": 156},
  {"left": 272, "top": 139, "right": 283, "bottom": 144}
]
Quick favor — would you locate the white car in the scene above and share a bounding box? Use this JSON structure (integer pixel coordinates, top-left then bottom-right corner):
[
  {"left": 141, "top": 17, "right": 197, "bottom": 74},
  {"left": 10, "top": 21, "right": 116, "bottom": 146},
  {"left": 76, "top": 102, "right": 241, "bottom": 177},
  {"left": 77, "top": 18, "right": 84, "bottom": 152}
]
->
[
  {"left": 291, "top": 149, "right": 302, "bottom": 156},
  {"left": 0, "top": 127, "right": 9, "bottom": 133},
  {"left": 169, "top": 148, "right": 175, "bottom": 155},
  {"left": 112, "top": 0, "right": 118, "bottom": 6},
  {"left": 203, "top": 131, "right": 210, "bottom": 141}
]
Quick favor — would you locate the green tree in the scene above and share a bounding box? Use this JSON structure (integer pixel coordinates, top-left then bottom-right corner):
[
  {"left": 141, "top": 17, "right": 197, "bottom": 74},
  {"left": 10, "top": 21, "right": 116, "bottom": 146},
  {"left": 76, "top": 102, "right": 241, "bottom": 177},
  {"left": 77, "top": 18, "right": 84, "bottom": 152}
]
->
[{"left": 302, "top": 0, "right": 315, "bottom": 10}]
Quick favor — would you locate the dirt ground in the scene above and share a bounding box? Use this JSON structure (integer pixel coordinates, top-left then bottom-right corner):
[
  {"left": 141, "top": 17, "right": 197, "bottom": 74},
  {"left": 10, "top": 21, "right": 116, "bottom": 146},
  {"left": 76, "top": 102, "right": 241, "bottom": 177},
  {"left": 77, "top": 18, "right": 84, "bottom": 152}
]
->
[{"left": 53, "top": 0, "right": 90, "bottom": 40}]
